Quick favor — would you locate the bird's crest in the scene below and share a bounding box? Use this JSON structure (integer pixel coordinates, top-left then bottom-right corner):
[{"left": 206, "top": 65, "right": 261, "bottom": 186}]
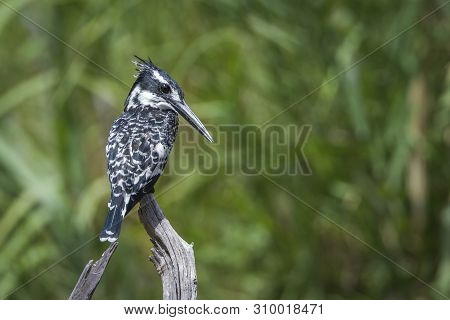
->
[{"left": 132, "top": 56, "right": 155, "bottom": 78}]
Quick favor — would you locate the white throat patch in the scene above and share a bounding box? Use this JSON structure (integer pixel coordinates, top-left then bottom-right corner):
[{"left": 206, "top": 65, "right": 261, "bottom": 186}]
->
[{"left": 137, "top": 89, "right": 158, "bottom": 107}]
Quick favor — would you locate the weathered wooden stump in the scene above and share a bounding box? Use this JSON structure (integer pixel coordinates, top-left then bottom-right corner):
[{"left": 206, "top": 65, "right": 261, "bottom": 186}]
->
[{"left": 69, "top": 193, "right": 197, "bottom": 300}]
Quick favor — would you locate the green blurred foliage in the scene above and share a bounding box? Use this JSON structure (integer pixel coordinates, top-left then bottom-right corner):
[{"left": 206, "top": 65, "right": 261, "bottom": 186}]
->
[{"left": 0, "top": 0, "right": 449, "bottom": 299}]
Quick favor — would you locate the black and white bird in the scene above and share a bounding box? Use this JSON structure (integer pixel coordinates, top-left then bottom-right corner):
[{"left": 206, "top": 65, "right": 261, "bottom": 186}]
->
[{"left": 100, "top": 57, "right": 212, "bottom": 242}]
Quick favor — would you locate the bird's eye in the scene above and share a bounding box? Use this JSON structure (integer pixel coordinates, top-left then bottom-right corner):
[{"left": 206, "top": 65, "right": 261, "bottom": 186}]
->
[{"left": 160, "top": 84, "right": 171, "bottom": 94}]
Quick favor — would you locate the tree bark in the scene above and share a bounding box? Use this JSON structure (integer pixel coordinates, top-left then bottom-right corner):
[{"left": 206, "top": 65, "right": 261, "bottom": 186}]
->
[
  {"left": 138, "top": 193, "right": 197, "bottom": 300},
  {"left": 69, "top": 193, "right": 197, "bottom": 300},
  {"left": 69, "top": 242, "right": 118, "bottom": 300}
]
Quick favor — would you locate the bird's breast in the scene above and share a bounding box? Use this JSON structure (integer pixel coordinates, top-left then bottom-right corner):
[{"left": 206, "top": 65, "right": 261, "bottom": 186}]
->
[{"left": 135, "top": 109, "right": 178, "bottom": 151}]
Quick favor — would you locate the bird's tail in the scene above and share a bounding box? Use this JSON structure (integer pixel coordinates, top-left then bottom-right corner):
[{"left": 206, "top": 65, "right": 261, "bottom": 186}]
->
[{"left": 100, "top": 195, "right": 127, "bottom": 242}]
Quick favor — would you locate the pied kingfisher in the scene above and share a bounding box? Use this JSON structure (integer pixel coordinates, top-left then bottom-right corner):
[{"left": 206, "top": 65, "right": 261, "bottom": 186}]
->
[{"left": 100, "top": 57, "right": 213, "bottom": 242}]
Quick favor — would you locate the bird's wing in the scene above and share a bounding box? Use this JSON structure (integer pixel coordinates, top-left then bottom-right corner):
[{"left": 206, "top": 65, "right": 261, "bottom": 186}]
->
[{"left": 106, "top": 117, "right": 166, "bottom": 198}]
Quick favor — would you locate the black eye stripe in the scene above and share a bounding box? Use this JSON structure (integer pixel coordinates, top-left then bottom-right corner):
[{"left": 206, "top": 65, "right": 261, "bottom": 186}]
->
[{"left": 160, "top": 83, "right": 171, "bottom": 94}]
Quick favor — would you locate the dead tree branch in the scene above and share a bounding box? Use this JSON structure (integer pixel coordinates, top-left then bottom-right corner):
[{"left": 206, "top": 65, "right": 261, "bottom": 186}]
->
[
  {"left": 69, "top": 241, "right": 118, "bottom": 300},
  {"left": 138, "top": 193, "right": 197, "bottom": 300},
  {"left": 70, "top": 193, "right": 197, "bottom": 299}
]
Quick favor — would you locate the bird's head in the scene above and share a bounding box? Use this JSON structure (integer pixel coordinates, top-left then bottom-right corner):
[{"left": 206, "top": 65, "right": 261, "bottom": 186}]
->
[{"left": 125, "top": 56, "right": 213, "bottom": 142}]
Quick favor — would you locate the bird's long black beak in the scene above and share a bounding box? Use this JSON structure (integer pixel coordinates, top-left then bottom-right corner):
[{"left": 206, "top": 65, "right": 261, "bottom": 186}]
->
[{"left": 171, "top": 100, "right": 213, "bottom": 142}]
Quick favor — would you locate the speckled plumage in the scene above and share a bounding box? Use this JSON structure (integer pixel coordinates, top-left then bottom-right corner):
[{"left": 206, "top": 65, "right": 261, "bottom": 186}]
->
[
  {"left": 100, "top": 57, "right": 212, "bottom": 242},
  {"left": 100, "top": 60, "right": 180, "bottom": 242}
]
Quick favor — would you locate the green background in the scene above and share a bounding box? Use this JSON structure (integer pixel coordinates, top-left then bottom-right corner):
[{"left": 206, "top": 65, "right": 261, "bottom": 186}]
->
[{"left": 0, "top": 0, "right": 449, "bottom": 299}]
